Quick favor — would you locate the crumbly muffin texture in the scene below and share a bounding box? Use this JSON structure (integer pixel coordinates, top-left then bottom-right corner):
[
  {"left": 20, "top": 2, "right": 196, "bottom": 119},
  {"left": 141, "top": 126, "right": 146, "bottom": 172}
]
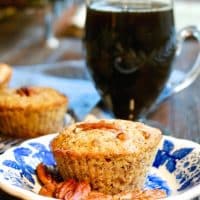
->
[
  {"left": 51, "top": 119, "right": 162, "bottom": 194},
  {"left": 52, "top": 120, "right": 161, "bottom": 155},
  {"left": 0, "top": 87, "right": 66, "bottom": 109},
  {"left": 0, "top": 87, "right": 68, "bottom": 138}
]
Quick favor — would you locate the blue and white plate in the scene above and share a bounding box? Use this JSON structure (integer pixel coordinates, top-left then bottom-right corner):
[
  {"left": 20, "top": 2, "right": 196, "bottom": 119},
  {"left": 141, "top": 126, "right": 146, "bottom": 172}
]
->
[{"left": 0, "top": 134, "right": 199, "bottom": 200}]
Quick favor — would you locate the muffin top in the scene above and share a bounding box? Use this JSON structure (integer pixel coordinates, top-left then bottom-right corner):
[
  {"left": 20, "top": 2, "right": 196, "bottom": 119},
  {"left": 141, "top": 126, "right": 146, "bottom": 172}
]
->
[
  {"left": 0, "top": 63, "right": 12, "bottom": 87},
  {"left": 0, "top": 86, "right": 67, "bottom": 110},
  {"left": 51, "top": 119, "right": 162, "bottom": 157}
]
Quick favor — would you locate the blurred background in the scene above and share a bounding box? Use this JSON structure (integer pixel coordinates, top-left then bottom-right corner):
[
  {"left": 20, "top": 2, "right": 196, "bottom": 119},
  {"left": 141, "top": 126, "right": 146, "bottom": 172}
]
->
[{"left": 0, "top": 0, "right": 199, "bottom": 66}]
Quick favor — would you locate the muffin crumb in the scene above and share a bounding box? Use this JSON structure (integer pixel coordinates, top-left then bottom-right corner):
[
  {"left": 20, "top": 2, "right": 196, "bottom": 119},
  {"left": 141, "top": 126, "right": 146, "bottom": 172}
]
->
[{"left": 116, "top": 132, "right": 127, "bottom": 141}]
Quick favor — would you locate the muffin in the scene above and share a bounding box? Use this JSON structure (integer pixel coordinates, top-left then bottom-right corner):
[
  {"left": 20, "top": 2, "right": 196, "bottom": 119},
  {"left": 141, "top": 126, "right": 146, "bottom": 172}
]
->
[
  {"left": 0, "top": 63, "right": 12, "bottom": 89},
  {"left": 51, "top": 119, "right": 162, "bottom": 195},
  {"left": 0, "top": 86, "right": 68, "bottom": 138}
]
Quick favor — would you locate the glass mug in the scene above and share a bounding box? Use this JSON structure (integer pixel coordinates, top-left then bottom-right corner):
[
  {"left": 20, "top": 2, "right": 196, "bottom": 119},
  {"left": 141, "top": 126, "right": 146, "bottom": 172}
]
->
[{"left": 85, "top": 0, "right": 200, "bottom": 120}]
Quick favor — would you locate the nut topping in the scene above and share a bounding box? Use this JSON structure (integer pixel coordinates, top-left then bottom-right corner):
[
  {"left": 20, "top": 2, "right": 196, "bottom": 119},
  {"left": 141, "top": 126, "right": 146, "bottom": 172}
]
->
[
  {"left": 16, "top": 87, "right": 37, "bottom": 96},
  {"left": 36, "top": 163, "right": 54, "bottom": 185},
  {"left": 116, "top": 132, "right": 127, "bottom": 141},
  {"left": 76, "top": 120, "right": 125, "bottom": 134},
  {"left": 54, "top": 179, "right": 77, "bottom": 199},
  {"left": 36, "top": 163, "right": 91, "bottom": 200}
]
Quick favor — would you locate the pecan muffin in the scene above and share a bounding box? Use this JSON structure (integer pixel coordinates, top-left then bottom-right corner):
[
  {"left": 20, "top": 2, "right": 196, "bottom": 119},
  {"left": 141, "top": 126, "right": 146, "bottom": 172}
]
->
[
  {"left": 0, "top": 63, "right": 12, "bottom": 89},
  {"left": 51, "top": 119, "right": 162, "bottom": 195},
  {"left": 0, "top": 87, "right": 68, "bottom": 138}
]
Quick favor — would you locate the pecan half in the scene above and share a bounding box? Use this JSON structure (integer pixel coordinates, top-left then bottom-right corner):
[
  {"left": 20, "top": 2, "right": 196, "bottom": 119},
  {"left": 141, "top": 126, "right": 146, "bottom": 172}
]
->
[
  {"left": 16, "top": 87, "right": 37, "bottom": 96},
  {"left": 71, "top": 181, "right": 91, "bottom": 200},
  {"left": 36, "top": 163, "right": 54, "bottom": 185},
  {"left": 39, "top": 182, "right": 56, "bottom": 197},
  {"left": 77, "top": 121, "right": 124, "bottom": 134},
  {"left": 54, "top": 179, "right": 77, "bottom": 199}
]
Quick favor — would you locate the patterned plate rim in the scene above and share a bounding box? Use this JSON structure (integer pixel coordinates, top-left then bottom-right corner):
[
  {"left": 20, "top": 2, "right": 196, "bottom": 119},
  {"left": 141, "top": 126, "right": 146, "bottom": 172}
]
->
[{"left": 0, "top": 134, "right": 199, "bottom": 200}]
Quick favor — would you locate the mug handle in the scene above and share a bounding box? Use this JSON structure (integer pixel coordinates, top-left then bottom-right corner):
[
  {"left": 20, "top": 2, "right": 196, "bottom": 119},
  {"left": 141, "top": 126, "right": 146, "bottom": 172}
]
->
[
  {"left": 169, "top": 26, "right": 200, "bottom": 94},
  {"left": 147, "top": 26, "right": 200, "bottom": 115}
]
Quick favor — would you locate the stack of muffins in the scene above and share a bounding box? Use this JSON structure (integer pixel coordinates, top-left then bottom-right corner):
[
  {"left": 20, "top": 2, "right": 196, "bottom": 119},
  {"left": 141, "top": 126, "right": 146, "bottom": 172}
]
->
[{"left": 0, "top": 63, "right": 68, "bottom": 138}]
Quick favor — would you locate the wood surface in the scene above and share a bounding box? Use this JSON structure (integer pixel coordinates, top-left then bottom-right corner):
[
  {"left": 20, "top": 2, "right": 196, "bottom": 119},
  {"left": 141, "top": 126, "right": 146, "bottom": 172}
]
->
[{"left": 150, "top": 41, "right": 200, "bottom": 144}]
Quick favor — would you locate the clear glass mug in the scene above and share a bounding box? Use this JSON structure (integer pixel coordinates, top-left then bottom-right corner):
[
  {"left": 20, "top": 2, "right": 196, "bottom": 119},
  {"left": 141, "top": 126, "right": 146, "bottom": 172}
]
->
[{"left": 84, "top": 0, "right": 200, "bottom": 120}]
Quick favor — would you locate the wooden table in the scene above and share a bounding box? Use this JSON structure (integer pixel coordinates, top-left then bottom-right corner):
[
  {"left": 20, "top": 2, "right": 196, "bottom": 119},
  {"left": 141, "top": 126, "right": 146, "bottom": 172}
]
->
[
  {"left": 0, "top": 24, "right": 200, "bottom": 199},
  {"left": 150, "top": 41, "right": 200, "bottom": 144}
]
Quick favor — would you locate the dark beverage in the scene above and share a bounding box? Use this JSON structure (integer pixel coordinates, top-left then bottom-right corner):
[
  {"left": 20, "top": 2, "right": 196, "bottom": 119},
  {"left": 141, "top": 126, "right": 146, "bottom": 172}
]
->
[{"left": 85, "top": 0, "right": 176, "bottom": 119}]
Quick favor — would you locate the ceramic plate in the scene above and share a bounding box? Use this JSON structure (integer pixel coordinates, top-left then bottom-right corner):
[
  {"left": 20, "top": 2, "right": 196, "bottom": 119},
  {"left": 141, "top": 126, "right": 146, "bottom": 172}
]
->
[{"left": 0, "top": 134, "right": 199, "bottom": 200}]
